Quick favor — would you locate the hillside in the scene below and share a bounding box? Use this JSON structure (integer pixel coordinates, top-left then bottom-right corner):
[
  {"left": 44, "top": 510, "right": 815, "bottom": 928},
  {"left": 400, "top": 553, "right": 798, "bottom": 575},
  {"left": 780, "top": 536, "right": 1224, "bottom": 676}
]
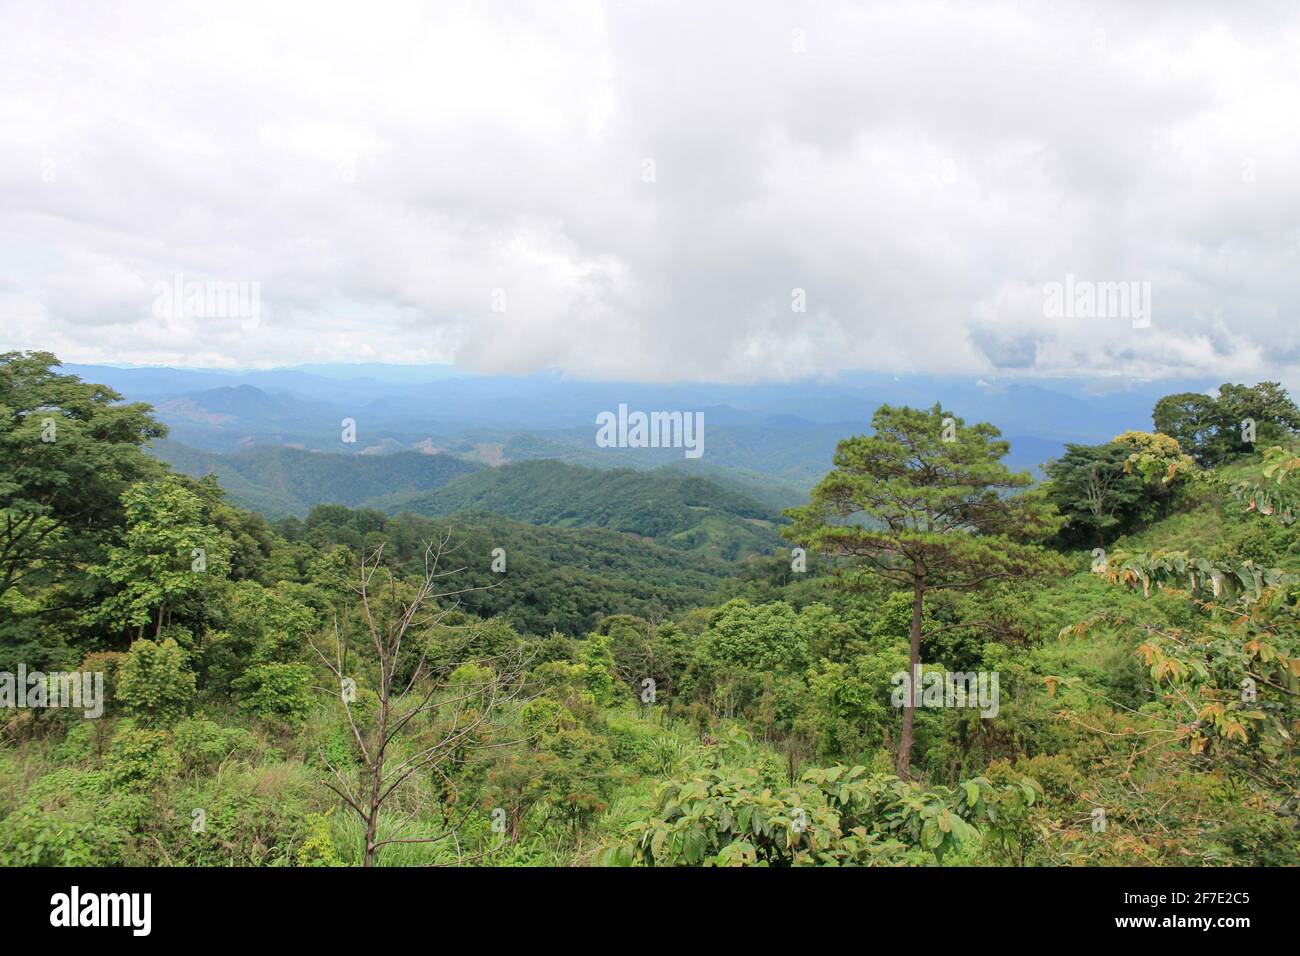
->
[
  {"left": 151, "top": 440, "right": 480, "bottom": 518},
  {"left": 372, "top": 459, "right": 789, "bottom": 560},
  {"left": 6, "top": 354, "right": 1298, "bottom": 877},
  {"left": 495, "top": 433, "right": 811, "bottom": 509},
  {"left": 282, "top": 506, "right": 740, "bottom": 635}
]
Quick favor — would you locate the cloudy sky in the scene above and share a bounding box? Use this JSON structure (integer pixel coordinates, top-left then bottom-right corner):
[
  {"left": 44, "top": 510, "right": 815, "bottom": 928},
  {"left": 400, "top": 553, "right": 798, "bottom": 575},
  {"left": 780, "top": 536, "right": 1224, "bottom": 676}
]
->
[{"left": 2, "top": 0, "right": 1298, "bottom": 384}]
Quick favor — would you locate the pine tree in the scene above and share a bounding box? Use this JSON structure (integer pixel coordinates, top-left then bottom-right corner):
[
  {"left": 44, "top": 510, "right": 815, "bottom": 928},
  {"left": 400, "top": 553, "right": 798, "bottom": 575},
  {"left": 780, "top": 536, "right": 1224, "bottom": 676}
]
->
[{"left": 786, "top": 404, "right": 1062, "bottom": 776}]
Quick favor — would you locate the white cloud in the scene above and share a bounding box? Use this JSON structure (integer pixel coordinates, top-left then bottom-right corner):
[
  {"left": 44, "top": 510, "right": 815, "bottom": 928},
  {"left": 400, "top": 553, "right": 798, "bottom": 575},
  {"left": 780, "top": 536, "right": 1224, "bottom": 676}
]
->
[{"left": 1, "top": 0, "right": 1298, "bottom": 385}]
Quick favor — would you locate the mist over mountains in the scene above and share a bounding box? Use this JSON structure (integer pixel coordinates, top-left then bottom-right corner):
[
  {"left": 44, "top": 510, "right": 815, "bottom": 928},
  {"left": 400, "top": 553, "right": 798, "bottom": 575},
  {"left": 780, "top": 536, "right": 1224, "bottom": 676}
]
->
[
  {"left": 64, "top": 361, "right": 1213, "bottom": 554},
  {"left": 70, "top": 362, "right": 1206, "bottom": 481}
]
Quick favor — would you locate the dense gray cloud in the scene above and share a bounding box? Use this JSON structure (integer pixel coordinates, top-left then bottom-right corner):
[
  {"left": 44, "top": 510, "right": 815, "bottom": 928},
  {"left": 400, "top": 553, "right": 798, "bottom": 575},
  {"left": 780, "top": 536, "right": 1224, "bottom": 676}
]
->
[{"left": 1, "top": 0, "right": 1298, "bottom": 385}]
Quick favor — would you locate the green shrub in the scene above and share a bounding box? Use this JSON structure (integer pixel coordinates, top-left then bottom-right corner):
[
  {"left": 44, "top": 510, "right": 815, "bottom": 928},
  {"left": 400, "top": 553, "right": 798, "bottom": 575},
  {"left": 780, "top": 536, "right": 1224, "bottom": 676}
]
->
[
  {"left": 105, "top": 724, "right": 181, "bottom": 792},
  {"left": 295, "top": 810, "right": 343, "bottom": 866},
  {"left": 234, "top": 662, "right": 314, "bottom": 726},
  {"left": 116, "top": 638, "right": 196, "bottom": 726},
  {"left": 603, "top": 713, "right": 654, "bottom": 768},
  {"left": 173, "top": 762, "right": 318, "bottom": 866},
  {"left": 306, "top": 721, "right": 361, "bottom": 774},
  {"left": 0, "top": 768, "right": 130, "bottom": 866},
  {"left": 609, "top": 765, "right": 1042, "bottom": 867},
  {"left": 519, "top": 697, "right": 561, "bottom": 739},
  {"left": 173, "top": 718, "right": 261, "bottom": 773},
  {"left": 576, "top": 635, "right": 618, "bottom": 707},
  {"left": 79, "top": 650, "right": 126, "bottom": 715},
  {"left": 53, "top": 722, "right": 97, "bottom": 763}
]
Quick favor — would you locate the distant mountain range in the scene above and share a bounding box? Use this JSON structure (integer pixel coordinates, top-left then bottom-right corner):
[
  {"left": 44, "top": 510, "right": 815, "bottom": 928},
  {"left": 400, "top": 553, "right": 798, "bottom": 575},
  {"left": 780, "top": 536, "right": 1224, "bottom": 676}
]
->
[
  {"left": 71, "top": 361, "right": 1205, "bottom": 477},
  {"left": 77, "top": 362, "right": 1212, "bottom": 555}
]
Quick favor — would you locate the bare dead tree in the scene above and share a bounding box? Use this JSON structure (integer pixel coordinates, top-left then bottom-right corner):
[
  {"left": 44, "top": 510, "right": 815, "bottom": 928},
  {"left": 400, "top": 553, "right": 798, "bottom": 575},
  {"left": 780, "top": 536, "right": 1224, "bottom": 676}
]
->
[{"left": 309, "top": 531, "right": 530, "bottom": 867}]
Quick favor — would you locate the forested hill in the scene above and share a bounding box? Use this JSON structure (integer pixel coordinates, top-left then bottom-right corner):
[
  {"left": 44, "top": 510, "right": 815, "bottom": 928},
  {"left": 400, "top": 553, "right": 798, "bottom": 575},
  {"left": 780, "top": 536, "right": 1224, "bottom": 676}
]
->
[
  {"left": 372, "top": 459, "right": 788, "bottom": 560},
  {"left": 151, "top": 440, "right": 480, "bottom": 518},
  {"left": 5, "top": 352, "right": 1299, "bottom": 870},
  {"left": 277, "top": 507, "right": 738, "bottom": 635},
  {"left": 154, "top": 442, "right": 791, "bottom": 560}
]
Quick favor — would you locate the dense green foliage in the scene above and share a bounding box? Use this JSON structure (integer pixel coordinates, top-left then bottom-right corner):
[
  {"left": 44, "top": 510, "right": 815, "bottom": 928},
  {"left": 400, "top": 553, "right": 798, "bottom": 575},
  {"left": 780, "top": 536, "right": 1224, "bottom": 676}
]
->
[
  {"left": 152, "top": 440, "right": 480, "bottom": 518},
  {"left": 1153, "top": 382, "right": 1300, "bottom": 466},
  {"left": 1044, "top": 438, "right": 1167, "bottom": 547},
  {"left": 2, "top": 354, "right": 1297, "bottom": 867},
  {"left": 274, "top": 506, "right": 738, "bottom": 635},
  {"left": 608, "top": 766, "right": 1041, "bottom": 866},
  {"left": 1, "top": 352, "right": 167, "bottom": 670},
  {"left": 375, "top": 459, "right": 786, "bottom": 560}
]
